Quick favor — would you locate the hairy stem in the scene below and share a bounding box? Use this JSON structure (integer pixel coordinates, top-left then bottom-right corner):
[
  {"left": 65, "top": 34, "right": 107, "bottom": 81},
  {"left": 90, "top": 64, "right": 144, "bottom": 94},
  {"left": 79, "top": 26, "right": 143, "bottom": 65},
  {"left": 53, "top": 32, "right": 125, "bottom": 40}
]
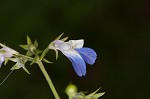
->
[{"left": 37, "top": 60, "right": 60, "bottom": 99}]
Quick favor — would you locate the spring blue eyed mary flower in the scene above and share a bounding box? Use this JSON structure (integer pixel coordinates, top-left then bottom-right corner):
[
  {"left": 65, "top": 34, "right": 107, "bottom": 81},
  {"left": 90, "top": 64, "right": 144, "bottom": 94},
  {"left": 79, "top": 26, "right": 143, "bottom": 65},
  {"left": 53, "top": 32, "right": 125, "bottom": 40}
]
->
[{"left": 50, "top": 39, "right": 97, "bottom": 77}]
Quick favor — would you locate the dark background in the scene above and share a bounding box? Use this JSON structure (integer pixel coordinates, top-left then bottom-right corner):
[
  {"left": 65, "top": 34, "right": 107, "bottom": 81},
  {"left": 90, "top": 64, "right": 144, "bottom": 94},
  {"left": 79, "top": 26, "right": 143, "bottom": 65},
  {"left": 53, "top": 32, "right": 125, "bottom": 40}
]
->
[{"left": 0, "top": 0, "right": 150, "bottom": 99}]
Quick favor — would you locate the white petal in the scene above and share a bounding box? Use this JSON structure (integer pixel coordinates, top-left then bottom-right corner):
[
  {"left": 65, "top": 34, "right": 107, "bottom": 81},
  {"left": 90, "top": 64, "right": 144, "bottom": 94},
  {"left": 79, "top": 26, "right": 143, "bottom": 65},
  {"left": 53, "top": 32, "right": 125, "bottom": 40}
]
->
[
  {"left": 53, "top": 40, "right": 71, "bottom": 51},
  {"left": 68, "top": 39, "right": 84, "bottom": 48}
]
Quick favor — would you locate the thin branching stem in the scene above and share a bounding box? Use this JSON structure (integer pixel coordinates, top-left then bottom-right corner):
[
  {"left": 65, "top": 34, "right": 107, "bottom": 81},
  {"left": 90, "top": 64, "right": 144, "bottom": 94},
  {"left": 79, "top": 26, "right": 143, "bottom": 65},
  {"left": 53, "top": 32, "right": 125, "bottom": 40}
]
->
[{"left": 37, "top": 60, "right": 60, "bottom": 99}]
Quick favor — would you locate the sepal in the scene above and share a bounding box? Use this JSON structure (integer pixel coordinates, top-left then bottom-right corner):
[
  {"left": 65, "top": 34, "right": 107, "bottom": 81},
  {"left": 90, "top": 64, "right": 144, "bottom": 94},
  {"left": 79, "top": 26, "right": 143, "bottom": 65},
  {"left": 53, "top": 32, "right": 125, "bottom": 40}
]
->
[
  {"left": 42, "top": 58, "right": 53, "bottom": 64},
  {"left": 4, "top": 58, "right": 9, "bottom": 65},
  {"left": 61, "top": 36, "right": 68, "bottom": 41},
  {"left": 85, "top": 88, "right": 105, "bottom": 99},
  {"left": 19, "top": 45, "right": 28, "bottom": 50},
  {"left": 34, "top": 40, "right": 38, "bottom": 48},
  {"left": 27, "top": 35, "right": 33, "bottom": 45},
  {"left": 55, "top": 33, "right": 64, "bottom": 40}
]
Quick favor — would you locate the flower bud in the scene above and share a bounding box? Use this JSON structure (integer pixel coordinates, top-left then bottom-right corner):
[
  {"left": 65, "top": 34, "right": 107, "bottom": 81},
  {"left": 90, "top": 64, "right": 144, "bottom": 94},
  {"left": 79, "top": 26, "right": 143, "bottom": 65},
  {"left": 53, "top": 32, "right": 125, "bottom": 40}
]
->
[{"left": 65, "top": 83, "right": 78, "bottom": 97}]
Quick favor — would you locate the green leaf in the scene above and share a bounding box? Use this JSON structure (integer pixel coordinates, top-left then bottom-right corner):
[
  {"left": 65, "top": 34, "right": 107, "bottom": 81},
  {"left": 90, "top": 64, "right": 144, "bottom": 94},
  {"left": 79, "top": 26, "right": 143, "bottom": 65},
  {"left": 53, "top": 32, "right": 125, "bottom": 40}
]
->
[
  {"left": 19, "top": 45, "right": 28, "bottom": 50},
  {"left": 42, "top": 58, "right": 53, "bottom": 63},
  {"left": 27, "top": 35, "right": 32, "bottom": 45}
]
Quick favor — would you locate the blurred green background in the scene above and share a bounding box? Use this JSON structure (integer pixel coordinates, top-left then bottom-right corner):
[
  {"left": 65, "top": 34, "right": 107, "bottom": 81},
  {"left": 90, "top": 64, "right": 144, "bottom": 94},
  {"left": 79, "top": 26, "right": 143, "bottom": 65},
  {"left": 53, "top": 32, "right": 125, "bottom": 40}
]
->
[{"left": 0, "top": 0, "right": 150, "bottom": 99}]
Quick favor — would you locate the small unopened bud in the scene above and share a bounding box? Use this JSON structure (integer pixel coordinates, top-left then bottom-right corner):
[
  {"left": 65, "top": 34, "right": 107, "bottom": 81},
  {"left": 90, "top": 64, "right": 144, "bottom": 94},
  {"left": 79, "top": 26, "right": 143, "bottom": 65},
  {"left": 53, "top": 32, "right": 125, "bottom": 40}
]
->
[{"left": 65, "top": 83, "right": 78, "bottom": 97}]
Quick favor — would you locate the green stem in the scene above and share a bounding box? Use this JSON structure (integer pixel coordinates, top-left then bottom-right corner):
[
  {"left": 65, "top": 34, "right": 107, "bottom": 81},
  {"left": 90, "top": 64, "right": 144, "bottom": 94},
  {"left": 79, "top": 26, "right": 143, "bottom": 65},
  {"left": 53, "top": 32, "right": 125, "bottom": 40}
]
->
[{"left": 37, "top": 60, "right": 60, "bottom": 99}]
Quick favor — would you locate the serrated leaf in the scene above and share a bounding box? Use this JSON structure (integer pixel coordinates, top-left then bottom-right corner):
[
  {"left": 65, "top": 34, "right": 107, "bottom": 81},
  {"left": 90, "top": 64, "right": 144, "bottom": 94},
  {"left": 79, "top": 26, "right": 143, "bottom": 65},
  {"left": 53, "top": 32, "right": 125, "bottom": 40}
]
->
[
  {"left": 27, "top": 35, "right": 32, "bottom": 45},
  {"left": 43, "top": 58, "right": 53, "bottom": 63},
  {"left": 19, "top": 45, "right": 28, "bottom": 50}
]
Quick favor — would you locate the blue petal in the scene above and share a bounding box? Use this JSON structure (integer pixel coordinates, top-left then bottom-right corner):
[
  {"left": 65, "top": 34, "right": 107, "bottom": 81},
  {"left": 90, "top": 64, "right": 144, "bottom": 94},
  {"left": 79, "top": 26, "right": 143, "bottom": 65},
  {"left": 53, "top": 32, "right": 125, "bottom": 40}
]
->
[
  {"left": 75, "top": 47, "right": 97, "bottom": 65},
  {"left": 63, "top": 51, "right": 86, "bottom": 77}
]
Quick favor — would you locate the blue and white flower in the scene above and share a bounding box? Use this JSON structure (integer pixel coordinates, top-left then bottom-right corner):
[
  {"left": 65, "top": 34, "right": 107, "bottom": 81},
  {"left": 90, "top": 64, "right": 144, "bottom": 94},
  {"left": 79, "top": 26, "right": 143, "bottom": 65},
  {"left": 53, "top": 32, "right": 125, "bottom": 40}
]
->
[
  {"left": 0, "top": 43, "right": 19, "bottom": 67},
  {"left": 50, "top": 39, "right": 97, "bottom": 77}
]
